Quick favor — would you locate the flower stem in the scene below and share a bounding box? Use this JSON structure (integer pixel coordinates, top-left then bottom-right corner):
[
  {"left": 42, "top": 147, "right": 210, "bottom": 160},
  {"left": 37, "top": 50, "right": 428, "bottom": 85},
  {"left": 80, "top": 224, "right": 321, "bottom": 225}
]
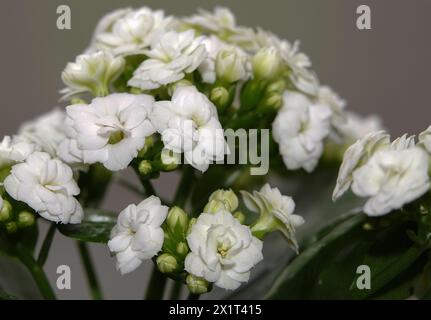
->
[
  {"left": 169, "top": 281, "right": 183, "bottom": 300},
  {"left": 15, "top": 245, "right": 57, "bottom": 300},
  {"left": 174, "top": 166, "right": 195, "bottom": 207},
  {"left": 145, "top": 265, "right": 168, "bottom": 300},
  {"left": 77, "top": 241, "right": 103, "bottom": 300},
  {"left": 37, "top": 223, "right": 56, "bottom": 266},
  {"left": 187, "top": 293, "right": 200, "bottom": 300}
]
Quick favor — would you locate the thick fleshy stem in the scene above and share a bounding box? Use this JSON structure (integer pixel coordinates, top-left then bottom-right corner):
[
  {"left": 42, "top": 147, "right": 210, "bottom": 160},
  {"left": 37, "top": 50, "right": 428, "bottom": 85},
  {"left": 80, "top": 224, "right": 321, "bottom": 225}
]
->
[
  {"left": 37, "top": 223, "right": 56, "bottom": 266},
  {"left": 77, "top": 242, "right": 103, "bottom": 300},
  {"left": 145, "top": 265, "right": 168, "bottom": 300}
]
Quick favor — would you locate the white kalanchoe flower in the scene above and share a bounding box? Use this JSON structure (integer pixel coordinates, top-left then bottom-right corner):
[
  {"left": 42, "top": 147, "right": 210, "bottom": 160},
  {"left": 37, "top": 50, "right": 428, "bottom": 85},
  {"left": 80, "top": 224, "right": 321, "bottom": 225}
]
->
[
  {"left": 215, "top": 46, "right": 251, "bottom": 84},
  {"left": 62, "top": 93, "right": 155, "bottom": 171},
  {"left": 4, "top": 152, "right": 83, "bottom": 224},
  {"left": 317, "top": 86, "right": 346, "bottom": 127},
  {"left": 351, "top": 141, "right": 429, "bottom": 216},
  {"left": 333, "top": 111, "right": 384, "bottom": 144},
  {"left": 89, "top": 7, "right": 132, "bottom": 46},
  {"left": 61, "top": 51, "right": 125, "bottom": 98},
  {"left": 198, "top": 35, "right": 229, "bottom": 84},
  {"left": 0, "top": 136, "right": 35, "bottom": 167},
  {"left": 184, "top": 7, "right": 256, "bottom": 51},
  {"left": 272, "top": 91, "right": 332, "bottom": 172},
  {"left": 185, "top": 210, "right": 263, "bottom": 290},
  {"left": 18, "top": 109, "right": 67, "bottom": 158},
  {"left": 151, "top": 86, "right": 227, "bottom": 172},
  {"left": 332, "top": 131, "right": 390, "bottom": 201},
  {"left": 241, "top": 183, "right": 304, "bottom": 251},
  {"left": 419, "top": 126, "right": 431, "bottom": 154},
  {"left": 108, "top": 196, "right": 168, "bottom": 275},
  {"left": 128, "top": 30, "right": 207, "bottom": 90},
  {"left": 92, "top": 7, "right": 173, "bottom": 56}
]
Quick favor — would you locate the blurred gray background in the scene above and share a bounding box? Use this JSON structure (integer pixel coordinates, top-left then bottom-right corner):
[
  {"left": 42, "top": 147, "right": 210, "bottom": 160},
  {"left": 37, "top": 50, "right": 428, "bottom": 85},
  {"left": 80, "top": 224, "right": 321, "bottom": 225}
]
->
[{"left": 0, "top": 0, "right": 430, "bottom": 299}]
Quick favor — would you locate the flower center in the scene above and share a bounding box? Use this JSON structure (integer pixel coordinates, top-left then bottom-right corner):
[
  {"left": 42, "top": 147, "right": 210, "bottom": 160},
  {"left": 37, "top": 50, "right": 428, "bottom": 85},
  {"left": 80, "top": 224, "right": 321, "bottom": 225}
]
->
[
  {"left": 108, "top": 131, "right": 125, "bottom": 144},
  {"left": 217, "top": 239, "right": 232, "bottom": 258}
]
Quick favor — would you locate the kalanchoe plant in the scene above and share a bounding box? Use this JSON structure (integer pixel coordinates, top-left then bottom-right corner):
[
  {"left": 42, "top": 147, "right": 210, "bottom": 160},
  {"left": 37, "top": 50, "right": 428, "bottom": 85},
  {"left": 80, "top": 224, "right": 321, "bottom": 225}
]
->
[{"left": 1, "top": 5, "right": 431, "bottom": 301}]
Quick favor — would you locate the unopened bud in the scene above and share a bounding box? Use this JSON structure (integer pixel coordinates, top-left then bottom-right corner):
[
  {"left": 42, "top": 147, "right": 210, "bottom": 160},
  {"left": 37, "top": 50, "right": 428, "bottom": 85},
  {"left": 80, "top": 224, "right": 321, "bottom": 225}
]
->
[
  {"left": 204, "top": 199, "right": 228, "bottom": 214},
  {"left": 157, "top": 253, "right": 179, "bottom": 274},
  {"left": 252, "top": 46, "right": 282, "bottom": 80},
  {"left": 138, "top": 136, "right": 155, "bottom": 158},
  {"left": 160, "top": 149, "right": 180, "bottom": 171},
  {"left": 167, "top": 207, "right": 189, "bottom": 234},
  {"left": 187, "top": 218, "right": 197, "bottom": 235},
  {"left": 216, "top": 48, "right": 250, "bottom": 84},
  {"left": 266, "top": 79, "right": 286, "bottom": 94},
  {"left": 233, "top": 211, "right": 246, "bottom": 224},
  {"left": 0, "top": 200, "right": 12, "bottom": 222},
  {"left": 186, "top": 274, "right": 209, "bottom": 295},
  {"left": 138, "top": 160, "right": 153, "bottom": 176},
  {"left": 5, "top": 222, "right": 18, "bottom": 234},
  {"left": 210, "top": 87, "right": 230, "bottom": 111},
  {"left": 262, "top": 93, "right": 283, "bottom": 111},
  {"left": 18, "top": 211, "right": 36, "bottom": 228},
  {"left": 168, "top": 79, "right": 193, "bottom": 96},
  {"left": 176, "top": 242, "right": 189, "bottom": 256},
  {"left": 208, "top": 189, "right": 239, "bottom": 212}
]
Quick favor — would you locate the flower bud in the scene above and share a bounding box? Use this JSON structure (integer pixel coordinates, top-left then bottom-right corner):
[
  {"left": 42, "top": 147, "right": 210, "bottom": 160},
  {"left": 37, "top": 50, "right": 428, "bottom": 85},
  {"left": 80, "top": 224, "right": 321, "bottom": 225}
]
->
[
  {"left": 17, "top": 211, "right": 36, "bottom": 228},
  {"left": 210, "top": 87, "right": 230, "bottom": 111},
  {"left": 138, "top": 160, "right": 153, "bottom": 176},
  {"left": 157, "top": 253, "right": 179, "bottom": 274},
  {"left": 252, "top": 46, "right": 282, "bottom": 80},
  {"left": 187, "top": 218, "right": 197, "bottom": 235},
  {"left": 0, "top": 199, "right": 12, "bottom": 222},
  {"left": 204, "top": 199, "right": 228, "bottom": 214},
  {"left": 261, "top": 93, "right": 283, "bottom": 111},
  {"left": 186, "top": 274, "right": 209, "bottom": 295},
  {"left": 176, "top": 241, "right": 189, "bottom": 256},
  {"left": 208, "top": 189, "right": 239, "bottom": 211},
  {"left": 138, "top": 136, "right": 155, "bottom": 158},
  {"left": 61, "top": 51, "right": 125, "bottom": 97},
  {"left": 266, "top": 79, "right": 286, "bottom": 95},
  {"left": 5, "top": 221, "right": 17, "bottom": 234},
  {"left": 216, "top": 48, "right": 250, "bottom": 84},
  {"left": 233, "top": 211, "right": 246, "bottom": 224},
  {"left": 167, "top": 207, "right": 189, "bottom": 234},
  {"left": 160, "top": 149, "right": 180, "bottom": 171}
]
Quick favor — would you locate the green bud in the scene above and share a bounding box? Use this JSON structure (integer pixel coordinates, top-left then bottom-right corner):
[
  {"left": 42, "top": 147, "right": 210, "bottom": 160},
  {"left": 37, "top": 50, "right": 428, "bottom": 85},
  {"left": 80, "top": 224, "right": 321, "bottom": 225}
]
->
[
  {"left": 18, "top": 211, "right": 36, "bottom": 228},
  {"left": 176, "top": 242, "right": 189, "bottom": 256},
  {"left": 157, "top": 253, "right": 179, "bottom": 274},
  {"left": 130, "top": 87, "right": 144, "bottom": 95},
  {"left": 210, "top": 87, "right": 230, "bottom": 111},
  {"left": 186, "top": 274, "right": 209, "bottom": 295},
  {"left": 138, "top": 136, "right": 155, "bottom": 158},
  {"left": 70, "top": 98, "right": 87, "bottom": 105},
  {"left": 252, "top": 47, "right": 282, "bottom": 80},
  {"left": 233, "top": 211, "right": 246, "bottom": 224},
  {"left": 5, "top": 222, "right": 18, "bottom": 234},
  {"left": 168, "top": 79, "right": 193, "bottom": 96},
  {"left": 138, "top": 160, "right": 153, "bottom": 176},
  {"left": 216, "top": 48, "right": 249, "bottom": 84},
  {"left": 208, "top": 189, "right": 239, "bottom": 211},
  {"left": 167, "top": 207, "right": 189, "bottom": 234},
  {"left": 187, "top": 218, "right": 197, "bottom": 235},
  {"left": 204, "top": 199, "right": 228, "bottom": 214},
  {"left": 261, "top": 93, "right": 283, "bottom": 112},
  {"left": 160, "top": 149, "right": 180, "bottom": 171},
  {"left": 266, "top": 79, "right": 286, "bottom": 94},
  {"left": 0, "top": 200, "right": 12, "bottom": 222}
]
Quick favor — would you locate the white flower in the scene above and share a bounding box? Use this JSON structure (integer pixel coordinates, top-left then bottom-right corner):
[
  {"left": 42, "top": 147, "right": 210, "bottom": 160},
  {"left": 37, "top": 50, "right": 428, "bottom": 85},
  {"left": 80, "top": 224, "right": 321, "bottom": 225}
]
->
[
  {"left": 351, "top": 145, "right": 429, "bottom": 216},
  {"left": 0, "top": 136, "right": 35, "bottom": 167},
  {"left": 61, "top": 93, "right": 155, "bottom": 171},
  {"left": 92, "top": 7, "right": 173, "bottom": 56},
  {"left": 184, "top": 7, "right": 256, "bottom": 51},
  {"left": 4, "top": 152, "right": 83, "bottom": 224},
  {"left": 272, "top": 91, "right": 332, "bottom": 172},
  {"left": 108, "top": 196, "right": 168, "bottom": 275},
  {"left": 128, "top": 30, "right": 207, "bottom": 90},
  {"left": 215, "top": 46, "right": 251, "bottom": 84},
  {"left": 61, "top": 51, "right": 125, "bottom": 98},
  {"left": 151, "top": 86, "right": 227, "bottom": 172},
  {"left": 185, "top": 210, "right": 263, "bottom": 290},
  {"left": 18, "top": 109, "right": 67, "bottom": 157},
  {"left": 419, "top": 125, "right": 431, "bottom": 154},
  {"left": 241, "top": 184, "right": 304, "bottom": 251},
  {"left": 332, "top": 131, "right": 390, "bottom": 201},
  {"left": 317, "top": 86, "right": 346, "bottom": 127},
  {"left": 333, "top": 111, "right": 384, "bottom": 144}
]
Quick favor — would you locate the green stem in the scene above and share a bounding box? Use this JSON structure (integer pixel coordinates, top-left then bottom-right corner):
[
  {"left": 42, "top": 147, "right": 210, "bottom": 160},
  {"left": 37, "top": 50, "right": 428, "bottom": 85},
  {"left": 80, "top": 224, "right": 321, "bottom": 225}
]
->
[
  {"left": 142, "top": 179, "right": 156, "bottom": 197},
  {"left": 77, "top": 241, "right": 103, "bottom": 300},
  {"left": 174, "top": 166, "right": 195, "bottom": 207},
  {"left": 169, "top": 281, "right": 183, "bottom": 300},
  {"left": 37, "top": 223, "right": 56, "bottom": 266},
  {"left": 187, "top": 293, "right": 200, "bottom": 300},
  {"left": 15, "top": 245, "right": 56, "bottom": 300},
  {"left": 145, "top": 265, "right": 168, "bottom": 300}
]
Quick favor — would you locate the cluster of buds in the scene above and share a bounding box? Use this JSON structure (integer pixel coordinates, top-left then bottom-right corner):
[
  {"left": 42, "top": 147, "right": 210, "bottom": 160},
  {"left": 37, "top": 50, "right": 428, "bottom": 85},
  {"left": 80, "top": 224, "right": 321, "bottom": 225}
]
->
[{"left": 0, "top": 196, "right": 36, "bottom": 234}]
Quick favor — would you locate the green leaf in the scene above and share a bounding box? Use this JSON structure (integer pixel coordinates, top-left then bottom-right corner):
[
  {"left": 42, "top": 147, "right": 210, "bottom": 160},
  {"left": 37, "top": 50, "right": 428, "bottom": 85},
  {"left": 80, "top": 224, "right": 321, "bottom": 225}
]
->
[
  {"left": 0, "top": 289, "right": 17, "bottom": 300},
  {"left": 57, "top": 208, "right": 116, "bottom": 243}
]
